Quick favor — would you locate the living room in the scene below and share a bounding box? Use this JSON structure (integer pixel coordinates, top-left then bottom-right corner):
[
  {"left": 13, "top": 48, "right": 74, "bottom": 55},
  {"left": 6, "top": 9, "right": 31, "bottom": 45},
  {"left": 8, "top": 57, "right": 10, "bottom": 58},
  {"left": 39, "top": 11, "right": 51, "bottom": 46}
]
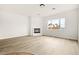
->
[{"left": 0, "top": 4, "right": 79, "bottom": 55}]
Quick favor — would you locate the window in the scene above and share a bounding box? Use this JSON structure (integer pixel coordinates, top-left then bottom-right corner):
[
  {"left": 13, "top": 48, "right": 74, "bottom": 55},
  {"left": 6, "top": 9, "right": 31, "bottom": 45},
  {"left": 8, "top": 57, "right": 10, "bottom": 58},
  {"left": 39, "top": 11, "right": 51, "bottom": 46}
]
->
[
  {"left": 48, "top": 18, "right": 65, "bottom": 29},
  {"left": 60, "top": 18, "right": 65, "bottom": 29}
]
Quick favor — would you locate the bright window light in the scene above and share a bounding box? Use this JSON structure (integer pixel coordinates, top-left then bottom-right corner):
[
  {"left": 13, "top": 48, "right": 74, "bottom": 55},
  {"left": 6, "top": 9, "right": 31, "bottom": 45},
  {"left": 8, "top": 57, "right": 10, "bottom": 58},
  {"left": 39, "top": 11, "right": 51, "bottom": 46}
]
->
[
  {"left": 60, "top": 18, "right": 65, "bottom": 29},
  {"left": 48, "top": 18, "right": 65, "bottom": 29}
]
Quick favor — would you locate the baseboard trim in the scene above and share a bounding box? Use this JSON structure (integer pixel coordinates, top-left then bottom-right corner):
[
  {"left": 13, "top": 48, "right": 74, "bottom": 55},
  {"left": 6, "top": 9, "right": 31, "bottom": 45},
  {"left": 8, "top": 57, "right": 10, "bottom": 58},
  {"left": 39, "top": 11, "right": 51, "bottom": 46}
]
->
[
  {"left": 43, "top": 35, "right": 78, "bottom": 41},
  {"left": 0, "top": 35, "right": 30, "bottom": 40}
]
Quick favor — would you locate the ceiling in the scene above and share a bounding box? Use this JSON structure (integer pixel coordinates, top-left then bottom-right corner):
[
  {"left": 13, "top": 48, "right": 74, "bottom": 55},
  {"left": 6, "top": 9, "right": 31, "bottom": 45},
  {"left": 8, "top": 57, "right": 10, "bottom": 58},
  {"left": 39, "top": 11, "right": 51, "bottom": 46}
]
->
[{"left": 0, "top": 4, "right": 78, "bottom": 17}]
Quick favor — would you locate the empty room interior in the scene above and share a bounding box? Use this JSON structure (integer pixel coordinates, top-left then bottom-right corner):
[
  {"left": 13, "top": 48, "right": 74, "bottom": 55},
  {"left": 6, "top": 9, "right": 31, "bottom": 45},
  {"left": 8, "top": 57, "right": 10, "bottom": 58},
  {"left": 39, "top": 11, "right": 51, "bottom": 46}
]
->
[{"left": 0, "top": 4, "right": 79, "bottom": 55}]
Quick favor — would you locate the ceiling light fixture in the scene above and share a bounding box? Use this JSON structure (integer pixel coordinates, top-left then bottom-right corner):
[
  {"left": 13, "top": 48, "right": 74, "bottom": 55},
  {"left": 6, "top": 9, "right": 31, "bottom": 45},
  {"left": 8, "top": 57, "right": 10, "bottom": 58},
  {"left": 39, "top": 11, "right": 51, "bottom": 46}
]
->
[{"left": 40, "top": 4, "right": 45, "bottom": 7}]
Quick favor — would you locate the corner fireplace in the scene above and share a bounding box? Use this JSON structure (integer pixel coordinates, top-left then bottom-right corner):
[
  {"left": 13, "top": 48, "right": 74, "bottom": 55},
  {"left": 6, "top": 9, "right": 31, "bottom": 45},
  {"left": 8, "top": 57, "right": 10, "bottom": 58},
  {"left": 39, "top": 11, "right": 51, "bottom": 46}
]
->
[{"left": 34, "top": 28, "right": 40, "bottom": 33}]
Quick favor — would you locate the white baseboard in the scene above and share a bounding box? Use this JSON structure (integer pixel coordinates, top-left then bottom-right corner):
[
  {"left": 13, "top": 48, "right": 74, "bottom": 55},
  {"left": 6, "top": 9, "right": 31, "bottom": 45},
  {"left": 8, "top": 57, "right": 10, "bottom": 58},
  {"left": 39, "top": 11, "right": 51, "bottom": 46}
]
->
[
  {"left": 0, "top": 34, "right": 29, "bottom": 40},
  {"left": 43, "top": 35, "right": 78, "bottom": 40}
]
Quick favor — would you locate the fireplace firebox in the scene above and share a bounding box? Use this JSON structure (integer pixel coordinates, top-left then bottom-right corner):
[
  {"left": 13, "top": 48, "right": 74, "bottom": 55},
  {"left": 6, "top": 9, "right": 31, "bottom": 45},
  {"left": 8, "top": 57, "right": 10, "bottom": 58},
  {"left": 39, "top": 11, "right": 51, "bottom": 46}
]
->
[{"left": 34, "top": 28, "right": 40, "bottom": 33}]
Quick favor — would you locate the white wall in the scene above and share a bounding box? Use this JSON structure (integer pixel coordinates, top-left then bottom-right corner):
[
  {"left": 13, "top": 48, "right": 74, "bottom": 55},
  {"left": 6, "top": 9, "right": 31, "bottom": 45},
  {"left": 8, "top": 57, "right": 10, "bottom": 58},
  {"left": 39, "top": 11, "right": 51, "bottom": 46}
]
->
[
  {"left": 78, "top": 8, "right": 79, "bottom": 42},
  {"left": 0, "top": 8, "right": 78, "bottom": 40},
  {"left": 0, "top": 11, "right": 43, "bottom": 39},
  {"left": 0, "top": 11, "right": 30, "bottom": 39},
  {"left": 43, "top": 9, "right": 78, "bottom": 40},
  {"left": 30, "top": 16, "right": 43, "bottom": 36}
]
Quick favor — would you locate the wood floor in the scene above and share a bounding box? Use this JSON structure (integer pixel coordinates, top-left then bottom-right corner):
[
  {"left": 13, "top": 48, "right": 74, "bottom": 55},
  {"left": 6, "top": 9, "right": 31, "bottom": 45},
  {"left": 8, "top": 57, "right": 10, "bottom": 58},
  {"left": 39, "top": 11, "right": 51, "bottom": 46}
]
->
[{"left": 0, "top": 36, "right": 79, "bottom": 55}]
